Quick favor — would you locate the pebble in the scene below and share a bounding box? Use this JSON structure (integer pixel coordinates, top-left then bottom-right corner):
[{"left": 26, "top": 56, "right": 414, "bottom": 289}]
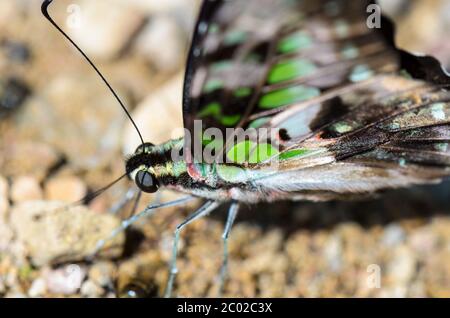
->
[
  {"left": 408, "top": 227, "right": 437, "bottom": 255},
  {"left": 387, "top": 245, "right": 416, "bottom": 286},
  {"left": 28, "top": 277, "right": 47, "bottom": 298},
  {"left": 0, "top": 141, "right": 60, "bottom": 181},
  {"left": 80, "top": 280, "right": 104, "bottom": 298},
  {"left": 0, "top": 77, "right": 30, "bottom": 114},
  {"left": 10, "top": 201, "right": 125, "bottom": 266},
  {"left": 378, "top": 0, "right": 408, "bottom": 17},
  {"left": 0, "top": 175, "right": 8, "bottom": 219},
  {"left": 381, "top": 223, "right": 406, "bottom": 247},
  {"left": 1, "top": 39, "right": 31, "bottom": 63},
  {"left": 122, "top": 73, "right": 184, "bottom": 155},
  {"left": 88, "top": 261, "right": 116, "bottom": 287},
  {"left": 67, "top": 0, "right": 146, "bottom": 60},
  {"left": 44, "top": 265, "right": 86, "bottom": 295},
  {"left": 10, "top": 176, "right": 43, "bottom": 203},
  {"left": 323, "top": 234, "right": 343, "bottom": 273},
  {"left": 17, "top": 76, "right": 128, "bottom": 169},
  {"left": 127, "top": 0, "right": 198, "bottom": 14},
  {"left": 0, "top": 221, "right": 13, "bottom": 252},
  {"left": 0, "top": 275, "right": 5, "bottom": 294},
  {"left": 44, "top": 176, "right": 87, "bottom": 203},
  {"left": 134, "top": 16, "right": 185, "bottom": 73}
]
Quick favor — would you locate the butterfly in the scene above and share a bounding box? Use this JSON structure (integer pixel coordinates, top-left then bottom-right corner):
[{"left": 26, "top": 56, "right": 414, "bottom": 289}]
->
[{"left": 42, "top": 0, "right": 450, "bottom": 297}]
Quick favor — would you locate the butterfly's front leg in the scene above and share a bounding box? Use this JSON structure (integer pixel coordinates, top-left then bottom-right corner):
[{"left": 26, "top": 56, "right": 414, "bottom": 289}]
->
[
  {"left": 88, "top": 196, "right": 194, "bottom": 260},
  {"left": 218, "top": 202, "right": 239, "bottom": 296},
  {"left": 164, "top": 201, "right": 220, "bottom": 298}
]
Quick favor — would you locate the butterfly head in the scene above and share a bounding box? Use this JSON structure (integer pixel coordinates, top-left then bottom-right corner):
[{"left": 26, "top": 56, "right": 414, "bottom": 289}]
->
[{"left": 126, "top": 142, "right": 160, "bottom": 193}]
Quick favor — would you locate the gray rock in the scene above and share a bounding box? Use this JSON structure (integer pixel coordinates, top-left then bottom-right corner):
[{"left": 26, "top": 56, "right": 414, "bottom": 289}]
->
[
  {"left": 122, "top": 73, "right": 184, "bottom": 155},
  {"left": 88, "top": 261, "right": 116, "bottom": 287},
  {"left": 28, "top": 277, "right": 47, "bottom": 298},
  {"left": 44, "top": 175, "right": 87, "bottom": 203},
  {"left": 0, "top": 175, "right": 8, "bottom": 219},
  {"left": 387, "top": 245, "right": 416, "bottom": 287},
  {"left": 10, "top": 176, "right": 43, "bottom": 203},
  {"left": 0, "top": 221, "right": 13, "bottom": 252},
  {"left": 67, "top": 0, "right": 146, "bottom": 60},
  {"left": 134, "top": 16, "right": 186, "bottom": 73},
  {"left": 323, "top": 234, "right": 343, "bottom": 273},
  {"left": 10, "top": 201, "right": 125, "bottom": 266},
  {"left": 381, "top": 224, "right": 406, "bottom": 247},
  {"left": 0, "top": 141, "right": 60, "bottom": 182},
  {"left": 44, "top": 265, "right": 86, "bottom": 295},
  {"left": 80, "top": 280, "right": 104, "bottom": 298},
  {"left": 18, "top": 76, "right": 128, "bottom": 170}
]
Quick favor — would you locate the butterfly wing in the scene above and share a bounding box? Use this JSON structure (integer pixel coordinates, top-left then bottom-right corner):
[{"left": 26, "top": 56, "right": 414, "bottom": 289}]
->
[
  {"left": 182, "top": 0, "right": 450, "bottom": 197},
  {"left": 182, "top": 0, "right": 398, "bottom": 161}
]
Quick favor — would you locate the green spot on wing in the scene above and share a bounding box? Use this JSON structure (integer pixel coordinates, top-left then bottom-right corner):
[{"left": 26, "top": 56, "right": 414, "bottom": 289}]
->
[
  {"left": 332, "top": 122, "right": 354, "bottom": 134},
  {"left": 198, "top": 102, "right": 241, "bottom": 126},
  {"left": 203, "top": 79, "right": 224, "bottom": 93},
  {"left": 233, "top": 87, "right": 252, "bottom": 98},
  {"left": 248, "top": 117, "right": 270, "bottom": 129},
  {"left": 227, "top": 140, "right": 253, "bottom": 164},
  {"left": 211, "top": 61, "right": 233, "bottom": 71},
  {"left": 223, "top": 30, "right": 247, "bottom": 46},
  {"left": 277, "top": 31, "right": 312, "bottom": 54},
  {"left": 268, "top": 59, "right": 317, "bottom": 84},
  {"left": 226, "top": 140, "right": 279, "bottom": 164},
  {"left": 221, "top": 114, "right": 241, "bottom": 126},
  {"left": 259, "top": 86, "right": 320, "bottom": 109},
  {"left": 334, "top": 19, "right": 349, "bottom": 38},
  {"left": 278, "top": 148, "right": 312, "bottom": 160},
  {"left": 349, "top": 64, "right": 374, "bottom": 82},
  {"left": 208, "top": 23, "right": 219, "bottom": 34},
  {"left": 216, "top": 165, "right": 247, "bottom": 183},
  {"left": 341, "top": 43, "right": 359, "bottom": 59}
]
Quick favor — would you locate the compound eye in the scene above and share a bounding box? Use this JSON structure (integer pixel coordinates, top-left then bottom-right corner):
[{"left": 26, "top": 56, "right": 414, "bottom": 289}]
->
[
  {"left": 135, "top": 170, "right": 159, "bottom": 193},
  {"left": 135, "top": 142, "right": 155, "bottom": 154}
]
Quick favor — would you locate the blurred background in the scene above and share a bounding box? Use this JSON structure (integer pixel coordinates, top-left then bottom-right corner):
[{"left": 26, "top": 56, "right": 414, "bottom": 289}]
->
[{"left": 0, "top": 0, "right": 449, "bottom": 298}]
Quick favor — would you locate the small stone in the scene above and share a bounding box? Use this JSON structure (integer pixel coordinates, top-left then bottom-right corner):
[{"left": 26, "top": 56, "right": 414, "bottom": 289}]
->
[
  {"left": 0, "top": 276, "right": 5, "bottom": 294},
  {"left": 323, "top": 234, "right": 342, "bottom": 273},
  {"left": 4, "top": 291, "right": 26, "bottom": 298},
  {"left": 134, "top": 16, "right": 185, "bottom": 73},
  {"left": 0, "top": 221, "right": 13, "bottom": 252},
  {"left": 10, "top": 201, "right": 125, "bottom": 266},
  {"left": 68, "top": 0, "right": 146, "bottom": 60},
  {"left": 28, "top": 277, "right": 47, "bottom": 298},
  {"left": 44, "top": 176, "right": 87, "bottom": 203},
  {"left": 0, "top": 175, "right": 8, "bottom": 219},
  {"left": 378, "top": 0, "right": 408, "bottom": 17},
  {"left": 381, "top": 224, "right": 406, "bottom": 247},
  {"left": 408, "top": 227, "right": 437, "bottom": 255},
  {"left": 0, "top": 77, "right": 30, "bottom": 115},
  {"left": 0, "top": 141, "right": 60, "bottom": 181},
  {"left": 127, "top": 0, "right": 197, "bottom": 14},
  {"left": 17, "top": 76, "right": 128, "bottom": 169},
  {"left": 123, "top": 73, "right": 184, "bottom": 155},
  {"left": 44, "top": 265, "right": 86, "bottom": 295},
  {"left": 10, "top": 176, "right": 43, "bottom": 203},
  {"left": 88, "top": 261, "right": 116, "bottom": 287},
  {"left": 387, "top": 245, "right": 416, "bottom": 286},
  {"left": 80, "top": 280, "right": 104, "bottom": 298}
]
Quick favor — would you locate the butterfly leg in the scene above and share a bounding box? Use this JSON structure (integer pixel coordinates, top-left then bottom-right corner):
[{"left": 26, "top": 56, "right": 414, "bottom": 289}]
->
[
  {"left": 88, "top": 196, "right": 194, "bottom": 260},
  {"left": 164, "top": 201, "right": 220, "bottom": 298},
  {"left": 108, "top": 188, "right": 137, "bottom": 215},
  {"left": 218, "top": 202, "right": 239, "bottom": 296}
]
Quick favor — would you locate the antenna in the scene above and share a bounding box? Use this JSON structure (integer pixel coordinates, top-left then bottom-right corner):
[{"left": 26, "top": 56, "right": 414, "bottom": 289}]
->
[{"left": 41, "top": 0, "right": 145, "bottom": 145}]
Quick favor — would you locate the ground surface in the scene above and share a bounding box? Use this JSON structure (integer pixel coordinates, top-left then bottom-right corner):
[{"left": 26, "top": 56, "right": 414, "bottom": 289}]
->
[{"left": 0, "top": 0, "right": 449, "bottom": 298}]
